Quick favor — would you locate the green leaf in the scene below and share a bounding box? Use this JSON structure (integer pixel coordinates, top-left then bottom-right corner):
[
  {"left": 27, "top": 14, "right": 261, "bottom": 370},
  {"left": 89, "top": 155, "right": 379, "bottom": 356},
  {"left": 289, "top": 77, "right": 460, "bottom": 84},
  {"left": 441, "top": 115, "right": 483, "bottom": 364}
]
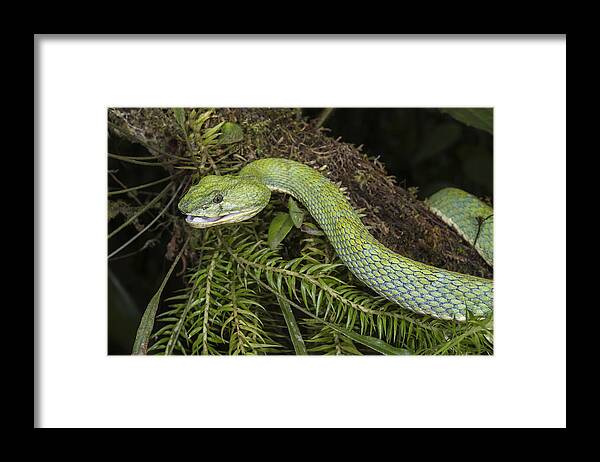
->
[
  {"left": 131, "top": 237, "right": 189, "bottom": 355},
  {"left": 329, "top": 325, "right": 412, "bottom": 355},
  {"left": 300, "top": 222, "right": 324, "bottom": 236},
  {"left": 194, "top": 110, "right": 213, "bottom": 131},
  {"left": 267, "top": 212, "right": 294, "bottom": 250},
  {"left": 277, "top": 296, "right": 308, "bottom": 355},
  {"left": 202, "top": 121, "right": 225, "bottom": 143},
  {"left": 277, "top": 291, "right": 412, "bottom": 356},
  {"left": 288, "top": 197, "right": 305, "bottom": 228},
  {"left": 219, "top": 122, "right": 244, "bottom": 144},
  {"left": 440, "top": 108, "right": 493, "bottom": 134},
  {"left": 173, "top": 108, "right": 186, "bottom": 128}
]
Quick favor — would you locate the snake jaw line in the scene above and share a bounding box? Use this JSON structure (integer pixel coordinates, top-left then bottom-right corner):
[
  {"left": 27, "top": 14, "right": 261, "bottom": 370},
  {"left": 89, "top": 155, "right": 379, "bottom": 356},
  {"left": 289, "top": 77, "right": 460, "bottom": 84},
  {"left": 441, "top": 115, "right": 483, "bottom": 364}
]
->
[{"left": 184, "top": 208, "right": 263, "bottom": 229}]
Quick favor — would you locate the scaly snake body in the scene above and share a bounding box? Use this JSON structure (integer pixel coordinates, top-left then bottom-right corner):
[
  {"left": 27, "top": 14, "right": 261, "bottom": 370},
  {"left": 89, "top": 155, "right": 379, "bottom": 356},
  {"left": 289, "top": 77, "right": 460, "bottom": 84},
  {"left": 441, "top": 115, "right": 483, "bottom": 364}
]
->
[{"left": 179, "top": 158, "right": 493, "bottom": 321}]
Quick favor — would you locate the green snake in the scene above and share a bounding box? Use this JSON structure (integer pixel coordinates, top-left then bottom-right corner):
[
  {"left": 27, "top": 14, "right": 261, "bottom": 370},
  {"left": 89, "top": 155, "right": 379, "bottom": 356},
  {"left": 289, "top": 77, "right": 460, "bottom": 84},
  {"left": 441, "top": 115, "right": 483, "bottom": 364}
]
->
[{"left": 178, "top": 158, "right": 493, "bottom": 321}]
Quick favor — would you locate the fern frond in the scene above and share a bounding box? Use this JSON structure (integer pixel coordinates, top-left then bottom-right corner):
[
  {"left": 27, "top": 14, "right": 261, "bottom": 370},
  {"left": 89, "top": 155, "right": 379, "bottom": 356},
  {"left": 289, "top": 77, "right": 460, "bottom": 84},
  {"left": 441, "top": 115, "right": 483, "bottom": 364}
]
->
[{"left": 302, "top": 320, "right": 363, "bottom": 355}]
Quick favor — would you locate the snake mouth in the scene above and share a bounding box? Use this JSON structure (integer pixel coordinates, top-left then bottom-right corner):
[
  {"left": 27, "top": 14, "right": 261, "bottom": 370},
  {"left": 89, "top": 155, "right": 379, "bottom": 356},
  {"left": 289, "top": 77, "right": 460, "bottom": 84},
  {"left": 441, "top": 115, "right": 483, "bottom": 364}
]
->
[{"left": 185, "top": 211, "right": 242, "bottom": 226}]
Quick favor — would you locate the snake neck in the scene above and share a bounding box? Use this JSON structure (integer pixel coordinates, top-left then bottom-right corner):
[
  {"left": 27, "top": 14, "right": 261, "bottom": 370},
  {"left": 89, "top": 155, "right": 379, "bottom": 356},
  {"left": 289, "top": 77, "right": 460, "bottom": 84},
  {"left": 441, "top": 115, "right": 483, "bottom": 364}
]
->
[
  {"left": 241, "top": 157, "right": 366, "bottom": 233},
  {"left": 240, "top": 158, "right": 492, "bottom": 321}
]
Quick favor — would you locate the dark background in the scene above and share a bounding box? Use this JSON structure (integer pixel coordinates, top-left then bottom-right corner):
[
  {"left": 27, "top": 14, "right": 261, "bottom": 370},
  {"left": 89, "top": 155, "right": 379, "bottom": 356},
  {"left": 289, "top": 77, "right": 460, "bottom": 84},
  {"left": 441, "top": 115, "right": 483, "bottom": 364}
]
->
[
  {"left": 303, "top": 108, "right": 493, "bottom": 199},
  {"left": 108, "top": 108, "right": 493, "bottom": 354}
]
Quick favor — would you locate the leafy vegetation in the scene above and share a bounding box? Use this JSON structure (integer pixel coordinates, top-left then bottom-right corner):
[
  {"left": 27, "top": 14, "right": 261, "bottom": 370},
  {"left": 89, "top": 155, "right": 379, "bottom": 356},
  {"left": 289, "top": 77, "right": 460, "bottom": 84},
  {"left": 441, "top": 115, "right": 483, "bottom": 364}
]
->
[{"left": 108, "top": 108, "right": 493, "bottom": 355}]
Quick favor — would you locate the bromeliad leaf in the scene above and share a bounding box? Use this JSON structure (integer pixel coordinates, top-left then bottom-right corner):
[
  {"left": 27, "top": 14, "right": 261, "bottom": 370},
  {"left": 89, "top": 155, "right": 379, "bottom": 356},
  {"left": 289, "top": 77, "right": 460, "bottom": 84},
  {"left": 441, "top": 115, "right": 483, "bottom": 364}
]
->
[
  {"left": 191, "top": 109, "right": 213, "bottom": 133},
  {"left": 173, "top": 108, "right": 186, "bottom": 128},
  {"left": 268, "top": 212, "right": 294, "bottom": 250},
  {"left": 202, "top": 121, "right": 225, "bottom": 145}
]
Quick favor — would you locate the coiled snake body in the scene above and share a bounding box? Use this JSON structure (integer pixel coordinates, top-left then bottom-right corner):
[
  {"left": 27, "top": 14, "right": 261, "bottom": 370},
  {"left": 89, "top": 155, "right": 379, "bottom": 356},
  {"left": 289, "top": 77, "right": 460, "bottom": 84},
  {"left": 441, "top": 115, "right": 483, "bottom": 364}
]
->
[{"left": 178, "top": 158, "right": 493, "bottom": 321}]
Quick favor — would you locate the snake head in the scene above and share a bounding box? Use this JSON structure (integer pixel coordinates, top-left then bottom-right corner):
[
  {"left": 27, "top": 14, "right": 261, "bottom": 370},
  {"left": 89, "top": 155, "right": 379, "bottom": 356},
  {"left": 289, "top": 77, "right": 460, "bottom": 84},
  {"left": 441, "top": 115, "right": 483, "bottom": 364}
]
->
[{"left": 178, "top": 175, "right": 271, "bottom": 228}]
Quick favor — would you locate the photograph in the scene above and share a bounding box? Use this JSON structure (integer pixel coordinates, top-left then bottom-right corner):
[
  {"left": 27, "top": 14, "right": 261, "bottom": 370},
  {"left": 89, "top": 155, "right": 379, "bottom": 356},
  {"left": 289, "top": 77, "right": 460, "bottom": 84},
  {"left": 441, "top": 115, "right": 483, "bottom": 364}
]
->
[
  {"left": 36, "top": 35, "right": 565, "bottom": 428},
  {"left": 108, "top": 107, "right": 494, "bottom": 355}
]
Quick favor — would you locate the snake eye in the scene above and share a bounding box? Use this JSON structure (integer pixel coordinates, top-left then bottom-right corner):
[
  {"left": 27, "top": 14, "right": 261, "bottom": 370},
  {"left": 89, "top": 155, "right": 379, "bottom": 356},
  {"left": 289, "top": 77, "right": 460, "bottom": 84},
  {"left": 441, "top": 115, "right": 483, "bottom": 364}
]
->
[{"left": 213, "top": 193, "right": 223, "bottom": 204}]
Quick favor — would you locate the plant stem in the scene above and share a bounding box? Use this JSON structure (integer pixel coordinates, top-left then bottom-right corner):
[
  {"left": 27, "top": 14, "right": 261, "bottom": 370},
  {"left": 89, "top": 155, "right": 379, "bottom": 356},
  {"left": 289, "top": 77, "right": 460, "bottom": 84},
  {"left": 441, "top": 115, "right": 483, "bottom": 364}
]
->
[
  {"left": 315, "top": 108, "right": 334, "bottom": 129},
  {"left": 108, "top": 181, "right": 184, "bottom": 260}
]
